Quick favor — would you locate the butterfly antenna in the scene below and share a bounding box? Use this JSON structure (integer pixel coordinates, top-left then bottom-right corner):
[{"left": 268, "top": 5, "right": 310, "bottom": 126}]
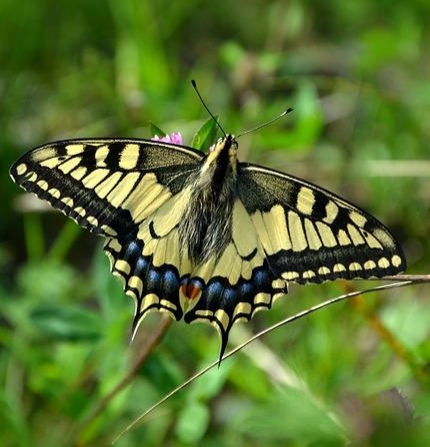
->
[
  {"left": 236, "top": 107, "right": 293, "bottom": 139},
  {"left": 191, "top": 80, "right": 227, "bottom": 137}
]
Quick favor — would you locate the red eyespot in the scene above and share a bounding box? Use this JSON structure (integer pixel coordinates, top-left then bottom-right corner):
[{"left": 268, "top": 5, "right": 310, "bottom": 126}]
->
[{"left": 181, "top": 281, "right": 202, "bottom": 300}]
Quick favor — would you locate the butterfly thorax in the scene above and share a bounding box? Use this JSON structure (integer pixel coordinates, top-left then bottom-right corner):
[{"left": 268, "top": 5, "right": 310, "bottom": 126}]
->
[{"left": 179, "top": 135, "right": 238, "bottom": 264}]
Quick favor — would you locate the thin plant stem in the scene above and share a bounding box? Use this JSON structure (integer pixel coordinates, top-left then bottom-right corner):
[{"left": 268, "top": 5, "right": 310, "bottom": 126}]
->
[
  {"left": 72, "top": 315, "right": 173, "bottom": 443},
  {"left": 112, "top": 273, "right": 430, "bottom": 443}
]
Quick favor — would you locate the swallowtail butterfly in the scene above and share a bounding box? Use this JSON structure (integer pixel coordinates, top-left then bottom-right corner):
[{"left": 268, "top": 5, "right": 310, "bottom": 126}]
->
[{"left": 10, "top": 124, "right": 406, "bottom": 360}]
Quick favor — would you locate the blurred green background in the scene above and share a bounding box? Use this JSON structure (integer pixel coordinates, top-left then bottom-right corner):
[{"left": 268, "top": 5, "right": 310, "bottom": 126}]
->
[{"left": 1, "top": 0, "right": 430, "bottom": 446}]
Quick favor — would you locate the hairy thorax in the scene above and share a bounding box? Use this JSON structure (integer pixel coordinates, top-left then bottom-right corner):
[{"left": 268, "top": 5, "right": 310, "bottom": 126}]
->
[{"left": 179, "top": 156, "right": 237, "bottom": 265}]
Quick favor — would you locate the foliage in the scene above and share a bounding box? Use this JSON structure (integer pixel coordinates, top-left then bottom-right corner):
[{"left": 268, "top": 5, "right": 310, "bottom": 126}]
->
[{"left": 1, "top": 0, "right": 430, "bottom": 446}]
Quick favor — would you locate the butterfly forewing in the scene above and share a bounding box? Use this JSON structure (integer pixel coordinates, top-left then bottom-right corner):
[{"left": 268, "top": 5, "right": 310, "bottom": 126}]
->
[
  {"left": 10, "top": 139, "right": 203, "bottom": 235},
  {"left": 238, "top": 164, "right": 406, "bottom": 283}
]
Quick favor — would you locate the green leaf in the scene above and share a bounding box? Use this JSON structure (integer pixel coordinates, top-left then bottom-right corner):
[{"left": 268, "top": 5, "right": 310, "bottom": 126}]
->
[
  {"left": 188, "top": 358, "right": 232, "bottom": 401},
  {"left": 175, "top": 402, "right": 210, "bottom": 443},
  {"left": 235, "top": 387, "right": 345, "bottom": 445},
  {"left": 149, "top": 122, "right": 168, "bottom": 138},
  {"left": 18, "top": 261, "right": 78, "bottom": 303},
  {"left": 191, "top": 115, "right": 218, "bottom": 150},
  {"left": 30, "top": 304, "right": 103, "bottom": 341}
]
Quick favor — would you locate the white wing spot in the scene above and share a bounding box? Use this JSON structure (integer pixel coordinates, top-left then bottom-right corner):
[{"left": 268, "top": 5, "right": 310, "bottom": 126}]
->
[
  {"left": 127, "top": 275, "right": 144, "bottom": 297},
  {"left": 70, "top": 166, "right": 88, "bottom": 181},
  {"left": 16, "top": 163, "right": 27, "bottom": 176},
  {"left": 288, "top": 211, "right": 307, "bottom": 252},
  {"left": 296, "top": 187, "right": 315, "bottom": 215},
  {"left": 349, "top": 262, "right": 362, "bottom": 271},
  {"left": 28, "top": 172, "right": 37, "bottom": 182},
  {"left": 95, "top": 172, "right": 123, "bottom": 199},
  {"left": 59, "top": 157, "right": 82, "bottom": 174},
  {"left": 107, "top": 239, "right": 122, "bottom": 253},
  {"left": 261, "top": 206, "right": 292, "bottom": 253},
  {"left": 101, "top": 225, "right": 117, "bottom": 236},
  {"left": 349, "top": 211, "right": 367, "bottom": 228},
  {"left": 48, "top": 188, "right": 61, "bottom": 199},
  {"left": 272, "top": 279, "right": 288, "bottom": 289},
  {"left": 160, "top": 299, "right": 178, "bottom": 312},
  {"left": 316, "top": 222, "right": 337, "bottom": 247},
  {"left": 233, "top": 302, "right": 252, "bottom": 319},
  {"left": 95, "top": 145, "right": 110, "bottom": 167},
  {"left": 138, "top": 293, "right": 159, "bottom": 312},
  {"left": 115, "top": 259, "right": 131, "bottom": 275},
  {"left": 323, "top": 201, "right": 339, "bottom": 224},
  {"left": 74, "top": 206, "right": 86, "bottom": 217},
  {"left": 362, "top": 231, "right": 383, "bottom": 249},
  {"left": 282, "top": 271, "right": 300, "bottom": 281},
  {"left": 318, "top": 266, "right": 331, "bottom": 275},
  {"left": 61, "top": 197, "right": 74, "bottom": 207},
  {"left": 392, "top": 255, "right": 402, "bottom": 268},
  {"left": 82, "top": 169, "right": 110, "bottom": 189},
  {"left": 347, "top": 224, "right": 365, "bottom": 246},
  {"left": 304, "top": 218, "right": 322, "bottom": 250},
  {"left": 337, "top": 229, "right": 351, "bottom": 246},
  {"left": 378, "top": 257, "right": 390, "bottom": 269},
  {"left": 107, "top": 172, "right": 141, "bottom": 207},
  {"left": 32, "top": 147, "right": 58, "bottom": 163},
  {"left": 333, "top": 263, "right": 346, "bottom": 273},
  {"left": 37, "top": 180, "right": 49, "bottom": 190},
  {"left": 373, "top": 228, "right": 396, "bottom": 249},
  {"left": 302, "top": 270, "right": 316, "bottom": 279},
  {"left": 87, "top": 216, "right": 99, "bottom": 226},
  {"left": 119, "top": 144, "right": 140, "bottom": 170},
  {"left": 254, "top": 293, "right": 271, "bottom": 305},
  {"left": 66, "top": 144, "right": 86, "bottom": 155},
  {"left": 364, "top": 260, "right": 377, "bottom": 270},
  {"left": 215, "top": 309, "right": 230, "bottom": 330}
]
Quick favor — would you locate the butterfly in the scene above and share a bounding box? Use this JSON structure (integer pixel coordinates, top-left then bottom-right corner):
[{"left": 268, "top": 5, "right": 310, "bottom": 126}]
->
[{"left": 10, "top": 127, "right": 406, "bottom": 361}]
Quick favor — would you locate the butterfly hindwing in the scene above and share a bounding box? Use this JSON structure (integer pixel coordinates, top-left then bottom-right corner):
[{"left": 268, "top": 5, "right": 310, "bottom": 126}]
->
[
  {"left": 182, "top": 199, "right": 288, "bottom": 357},
  {"left": 105, "top": 186, "right": 196, "bottom": 327}
]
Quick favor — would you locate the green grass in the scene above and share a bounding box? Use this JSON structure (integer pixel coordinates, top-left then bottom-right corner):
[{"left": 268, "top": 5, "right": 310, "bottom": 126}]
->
[{"left": 1, "top": 1, "right": 430, "bottom": 445}]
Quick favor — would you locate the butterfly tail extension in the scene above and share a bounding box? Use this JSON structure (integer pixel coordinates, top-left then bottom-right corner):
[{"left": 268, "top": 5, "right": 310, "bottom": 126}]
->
[{"left": 183, "top": 256, "right": 289, "bottom": 364}]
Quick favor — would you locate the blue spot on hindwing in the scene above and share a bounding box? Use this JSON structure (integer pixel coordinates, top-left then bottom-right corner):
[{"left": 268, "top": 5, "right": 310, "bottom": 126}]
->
[
  {"left": 238, "top": 281, "right": 253, "bottom": 299},
  {"left": 206, "top": 280, "right": 224, "bottom": 301},
  {"left": 222, "top": 287, "right": 236, "bottom": 302},
  {"left": 125, "top": 240, "right": 142, "bottom": 258},
  {"left": 254, "top": 269, "right": 269, "bottom": 287},
  {"left": 135, "top": 256, "right": 148, "bottom": 274},
  {"left": 162, "top": 268, "right": 180, "bottom": 295},
  {"left": 146, "top": 268, "right": 160, "bottom": 290}
]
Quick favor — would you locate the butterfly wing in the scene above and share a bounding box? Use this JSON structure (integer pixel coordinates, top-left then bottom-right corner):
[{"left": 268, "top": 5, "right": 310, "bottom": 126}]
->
[
  {"left": 238, "top": 163, "right": 406, "bottom": 283},
  {"left": 10, "top": 138, "right": 204, "bottom": 322},
  {"left": 174, "top": 160, "right": 405, "bottom": 361}
]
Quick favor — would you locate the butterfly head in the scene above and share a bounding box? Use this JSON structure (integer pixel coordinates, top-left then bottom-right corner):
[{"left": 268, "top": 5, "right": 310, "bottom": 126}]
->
[
  {"left": 195, "top": 134, "right": 239, "bottom": 195},
  {"left": 204, "top": 134, "right": 238, "bottom": 170}
]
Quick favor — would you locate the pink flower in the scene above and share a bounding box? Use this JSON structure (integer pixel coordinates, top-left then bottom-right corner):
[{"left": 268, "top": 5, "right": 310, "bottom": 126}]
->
[{"left": 152, "top": 132, "right": 183, "bottom": 145}]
